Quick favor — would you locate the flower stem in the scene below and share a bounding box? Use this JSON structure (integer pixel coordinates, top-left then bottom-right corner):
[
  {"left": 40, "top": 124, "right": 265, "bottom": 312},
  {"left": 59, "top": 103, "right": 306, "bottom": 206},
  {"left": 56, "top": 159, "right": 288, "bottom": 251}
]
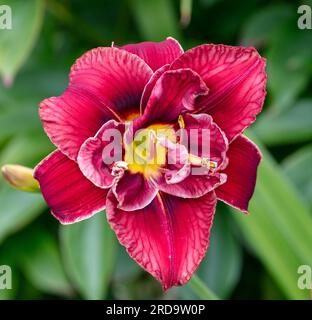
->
[{"left": 188, "top": 274, "right": 220, "bottom": 300}]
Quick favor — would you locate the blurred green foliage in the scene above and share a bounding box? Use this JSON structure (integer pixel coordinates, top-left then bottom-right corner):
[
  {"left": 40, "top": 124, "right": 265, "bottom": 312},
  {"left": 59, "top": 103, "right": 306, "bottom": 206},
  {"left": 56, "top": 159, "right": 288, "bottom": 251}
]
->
[{"left": 0, "top": 0, "right": 311, "bottom": 300}]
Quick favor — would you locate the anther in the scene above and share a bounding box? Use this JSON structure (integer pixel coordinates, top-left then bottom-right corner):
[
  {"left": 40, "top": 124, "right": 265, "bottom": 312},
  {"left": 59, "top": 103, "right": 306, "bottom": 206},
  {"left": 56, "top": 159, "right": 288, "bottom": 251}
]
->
[
  {"left": 178, "top": 114, "right": 185, "bottom": 129},
  {"left": 112, "top": 161, "right": 128, "bottom": 177}
]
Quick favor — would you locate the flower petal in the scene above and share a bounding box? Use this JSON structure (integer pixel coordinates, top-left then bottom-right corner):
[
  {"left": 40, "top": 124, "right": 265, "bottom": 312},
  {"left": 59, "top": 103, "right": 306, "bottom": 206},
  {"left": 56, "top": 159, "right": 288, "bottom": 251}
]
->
[
  {"left": 216, "top": 135, "right": 262, "bottom": 212},
  {"left": 181, "top": 113, "right": 228, "bottom": 170},
  {"left": 70, "top": 47, "right": 153, "bottom": 120},
  {"left": 158, "top": 139, "right": 191, "bottom": 184},
  {"left": 77, "top": 120, "right": 124, "bottom": 188},
  {"left": 121, "top": 37, "right": 183, "bottom": 71},
  {"left": 171, "top": 44, "right": 267, "bottom": 141},
  {"left": 157, "top": 172, "right": 226, "bottom": 199},
  {"left": 154, "top": 122, "right": 227, "bottom": 198},
  {"left": 155, "top": 113, "right": 228, "bottom": 198},
  {"left": 112, "top": 173, "right": 158, "bottom": 211},
  {"left": 106, "top": 191, "right": 217, "bottom": 290},
  {"left": 134, "top": 68, "right": 209, "bottom": 130},
  {"left": 140, "top": 64, "right": 170, "bottom": 113},
  {"left": 34, "top": 151, "right": 107, "bottom": 224},
  {"left": 39, "top": 87, "right": 116, "bottom": 160}
]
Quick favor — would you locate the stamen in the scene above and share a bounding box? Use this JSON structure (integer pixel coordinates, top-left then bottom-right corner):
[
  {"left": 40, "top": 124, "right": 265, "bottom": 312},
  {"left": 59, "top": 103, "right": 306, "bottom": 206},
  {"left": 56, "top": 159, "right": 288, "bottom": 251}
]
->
[
  {"left": 112, "top": 161, "right": 128, "bottom": 177},
  {"left": 189, "top": 154, "right": 218, "bottom": 169},
  {"left": 178, "top": 114, "right": 185, "bottom": 129},
  {"left": 201, "top": 158, "right": 218, "bottom": 169}
]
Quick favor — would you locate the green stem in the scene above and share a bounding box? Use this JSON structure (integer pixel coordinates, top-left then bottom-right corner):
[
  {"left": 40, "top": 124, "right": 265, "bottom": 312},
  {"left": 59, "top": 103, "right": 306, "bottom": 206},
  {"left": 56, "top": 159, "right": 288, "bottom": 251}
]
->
[{"left": 188, "top": 274, "right": 220, "bottom": 300}]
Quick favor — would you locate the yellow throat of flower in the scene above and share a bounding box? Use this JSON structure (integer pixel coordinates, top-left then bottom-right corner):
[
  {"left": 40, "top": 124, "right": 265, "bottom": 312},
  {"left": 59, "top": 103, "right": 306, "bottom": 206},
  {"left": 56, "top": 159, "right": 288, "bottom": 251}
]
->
[{"left": 124, "top": 124, "right": 175, "bottom": 178}]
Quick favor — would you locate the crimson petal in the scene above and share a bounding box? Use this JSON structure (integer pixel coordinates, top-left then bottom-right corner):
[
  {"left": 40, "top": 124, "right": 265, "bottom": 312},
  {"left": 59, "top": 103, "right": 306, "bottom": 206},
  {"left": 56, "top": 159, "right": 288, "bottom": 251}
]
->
[
  {"left": 121, "top": 37, "right": 183, "bottom": 71},
  {"left": 77, "top": 120, "right": 124, "bottom": 188},
  {"left": 134, "top": 68, "right": 209, "bottom": 130},
  {"left": 171, "top": 44, "right": 267, "bottom": 142},
  {"left": 112, "top": 173, "right": 158, "bottom": 211},
  {"left": 216, "top": 135, "right": 262, "bottom": 212},
  {"left": 181, "top": 113, "right": 228, "bottom": 170},
  {"left": 70, "top": 47, "right": 153, "bottom": 121},
  {"left": 39, "top": 87, "right": 116, "bottom": 161},
  {"left": 34, "top": 151, "right": 107, "bottom": 224},
  {"left": 140, "top": 64, "right": 170, "bottom": 113},
  {"left": 157, "top": 172, "right": 226, "bottom": 199},
  {"left": 106, "top": 191, "right": 217, "bottom": 290},
  {"left": 156, "top": 114, "right": 228, "bottom": 198}
]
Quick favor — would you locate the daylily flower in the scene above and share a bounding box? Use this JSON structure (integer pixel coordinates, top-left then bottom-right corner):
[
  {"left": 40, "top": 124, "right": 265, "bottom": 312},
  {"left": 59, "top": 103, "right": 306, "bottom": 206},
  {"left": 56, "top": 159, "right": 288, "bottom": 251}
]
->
[{"left": 34, "top": 38, "right": 266, "bottom": 290}]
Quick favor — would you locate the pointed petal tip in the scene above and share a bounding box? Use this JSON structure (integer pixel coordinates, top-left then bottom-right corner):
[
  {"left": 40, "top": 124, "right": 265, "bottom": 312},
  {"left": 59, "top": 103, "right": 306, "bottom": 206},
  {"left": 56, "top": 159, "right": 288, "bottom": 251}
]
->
[
  {"left": 107, "top": 191, "right": 217, "bottom": 290},
  {"left": 216, "top": 135, "right": 261, "bottom": 213}
]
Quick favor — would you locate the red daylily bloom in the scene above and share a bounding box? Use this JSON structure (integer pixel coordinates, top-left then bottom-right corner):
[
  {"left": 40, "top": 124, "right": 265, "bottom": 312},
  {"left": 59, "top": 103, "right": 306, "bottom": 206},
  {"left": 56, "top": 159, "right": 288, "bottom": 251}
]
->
[{"left": 34, "top": 38, "right": 266, "bottom": 290}]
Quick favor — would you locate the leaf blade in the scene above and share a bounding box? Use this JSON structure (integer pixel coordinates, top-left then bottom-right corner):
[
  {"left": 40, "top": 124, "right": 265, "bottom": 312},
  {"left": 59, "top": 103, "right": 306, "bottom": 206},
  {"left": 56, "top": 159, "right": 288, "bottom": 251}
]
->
[
  {"left": 0, "top": 0, "right": 45, "bottom": 83},
  {"left": 60, "top": 212, "right": 117, "bottom": 300}
]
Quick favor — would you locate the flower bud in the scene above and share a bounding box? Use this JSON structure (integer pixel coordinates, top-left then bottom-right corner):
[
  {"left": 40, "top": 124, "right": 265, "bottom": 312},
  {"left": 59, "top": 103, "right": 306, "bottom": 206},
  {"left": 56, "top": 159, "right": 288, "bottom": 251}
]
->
[{"left": 1, "top": 164, "right": 40, "bottom": 192}]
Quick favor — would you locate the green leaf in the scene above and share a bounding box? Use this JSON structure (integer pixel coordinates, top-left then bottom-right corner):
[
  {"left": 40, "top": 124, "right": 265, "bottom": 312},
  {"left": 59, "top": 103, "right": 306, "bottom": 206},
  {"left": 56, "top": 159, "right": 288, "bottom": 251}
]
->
[
  {"left": 60, "top": 212, "right": 117, "bottom": 299},
  {"left": 0, "top": 186, "right": 46, "bottom": 245},
  {"left": 282, "top": 144, "right": 312, "bottom": 208},
  {"left": 19, "top": 230, "right": 73, "bottom": 297},
  {"left": 128, "top": 0, "right": 181, "bottom": 40},
  {"left": 197, "top": 209, "right": 242, "bottom": 298},
  {"left": 187, "top": 274, "right": 219, "bottom": 300},
  {"left": 176, "top": 209, "right": 242, "bottom": 299},
  {"left": 0, "top": 286, "right": 16, "bottom": 300},
  {"left": 266, "top": 27, "right": 312, "bottom": 112},
  {"left": 0, "top": 0, "right": 45, "bottom": 84},
  {"left": 199, "top": 0, "right": 222, "bottom": 7},
  {"left": 0, "top": 135, "right": 53, "bottom": 167},
  {"left": 254, "top": 99, "right": 312, "bottom": 146},
  {"left": 113, "top": 246, "right": 141, "bottom": 282},
  {"left": 0, "top": 265, "right": 18, "bottom": 300},
  {"left": 0, "top": 67, "right": 68, "bottom": 140},
  {"left": 240, "top": 4, "right": 294, "bottom": 47},
  {"left": 0, "top": 246, "right": 19, "bottom": 300},
  {"left": 261, "top": 273, "right": 285, "bottom": 300},
  {"left": 234, "top": 132, "right": 312, "bottom": 300},
  {"left": 0, "top": 107, "right": 42, "bottom": 138}
]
